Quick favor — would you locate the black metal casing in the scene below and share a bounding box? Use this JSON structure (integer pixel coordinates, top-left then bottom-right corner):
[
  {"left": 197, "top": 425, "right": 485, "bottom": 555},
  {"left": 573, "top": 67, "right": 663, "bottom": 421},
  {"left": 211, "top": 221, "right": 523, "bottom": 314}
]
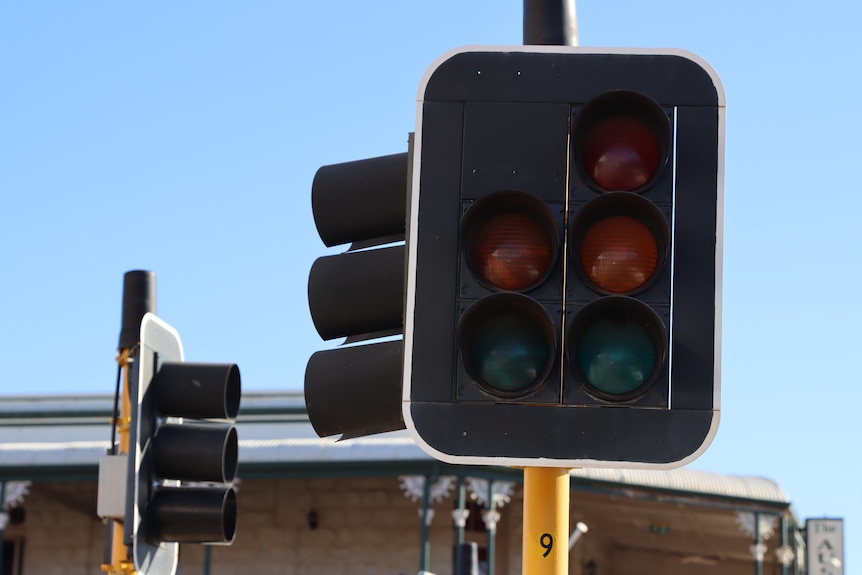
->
[
  {"left": 305, "top": 153, "right": 411, "bottom": 440},
  {"left": 127, "top": 313, "right": 241, "bottom": 575},
  {"left": 404, "top": 47, "right": 725, "bottom": 468}
]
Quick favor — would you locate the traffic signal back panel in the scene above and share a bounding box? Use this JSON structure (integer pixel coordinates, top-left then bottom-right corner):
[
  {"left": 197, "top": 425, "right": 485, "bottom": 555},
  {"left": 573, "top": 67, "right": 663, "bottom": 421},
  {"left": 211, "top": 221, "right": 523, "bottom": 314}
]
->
[{"left": 404, "top": 47, "right": 725, "bottom": 468}]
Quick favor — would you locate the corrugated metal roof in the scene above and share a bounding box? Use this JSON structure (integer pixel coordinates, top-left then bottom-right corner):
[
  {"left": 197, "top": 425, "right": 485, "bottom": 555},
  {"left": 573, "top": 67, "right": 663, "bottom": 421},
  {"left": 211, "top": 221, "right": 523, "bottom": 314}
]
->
[
  {"left": 0, "top": 440, "right": 109, "bottom": 466},
  {"left": 570, "top": 467, "right": 789, "bottom": 504},
  {"left": 0, "top": 391, "right": 789, "bottom": 505},
  {"left": 241, "top": 435, "right": 424, "bottom": 464}
]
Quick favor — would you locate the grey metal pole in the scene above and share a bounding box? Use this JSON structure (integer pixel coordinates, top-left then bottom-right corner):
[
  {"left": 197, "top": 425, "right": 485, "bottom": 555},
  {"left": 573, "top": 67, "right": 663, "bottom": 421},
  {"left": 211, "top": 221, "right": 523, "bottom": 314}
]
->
[
  {"left": 523, "top": 0, "right": 579, "bottom": 46},
  {"left": 454, "top": 475, "right": 467, "bottom": 570},
  {"left": 0, "top": 481, "right": 6, "bottom": 572},
  {"left": 204, "top": 544, "right": 212, "bottom": 575},
  {"left": 486, "top": 480, "right": 496, "bottom": 575},
  {"left": 754, "top": 512, "right": 763, "bottom": 575},
  {"left": 456, "top": 476, "right": 466, "bottom": 544},
  {"left": 792, "top": 521, "right": 800, "bottom": 575},
  {"left": 455, "top": 542, "right": 479, "bottom": 575},
  {"left": 419, "top": 476, "right": 432, "bottom": 572}
]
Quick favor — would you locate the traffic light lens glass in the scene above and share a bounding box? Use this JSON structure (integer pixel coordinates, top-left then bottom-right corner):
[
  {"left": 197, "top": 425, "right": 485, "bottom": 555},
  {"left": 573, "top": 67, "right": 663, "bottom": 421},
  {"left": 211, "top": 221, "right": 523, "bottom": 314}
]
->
[
  {"left": 460, "top": 294, "right": 556, "bottom": 397},
  {"left": 580, "top": 215, "right": 659, "bottom": 293},
  {"left": 583, "top": 117, "right": 661, "bottom": 192},
  {"left": 466, "top": 312, "right": 551, "bottom": 393},
  {"left": 578, "top": 317, "right": 656, "bottom": 395},
  {"left": 473, "top": 212, "right": 554, "bottom": 291}
]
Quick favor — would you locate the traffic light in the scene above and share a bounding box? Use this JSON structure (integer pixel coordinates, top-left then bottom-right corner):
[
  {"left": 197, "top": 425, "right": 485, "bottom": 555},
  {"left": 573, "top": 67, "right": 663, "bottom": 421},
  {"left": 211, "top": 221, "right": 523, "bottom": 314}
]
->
[
  {"left": 404, "top": 46, "right": 725, "bottom": 467},
  {"left": 127, "top": 312, "right": 241, "bottom": 575},
  {"left": 305, "top": 152, "right": 410, "bottom": 439}
]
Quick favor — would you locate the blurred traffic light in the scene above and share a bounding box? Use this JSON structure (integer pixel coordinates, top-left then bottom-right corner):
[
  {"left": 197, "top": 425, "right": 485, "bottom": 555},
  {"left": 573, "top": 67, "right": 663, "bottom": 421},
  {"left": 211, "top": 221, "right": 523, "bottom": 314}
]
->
[{"left": 127, "top": 313, "right": 240, "bottom": 575}]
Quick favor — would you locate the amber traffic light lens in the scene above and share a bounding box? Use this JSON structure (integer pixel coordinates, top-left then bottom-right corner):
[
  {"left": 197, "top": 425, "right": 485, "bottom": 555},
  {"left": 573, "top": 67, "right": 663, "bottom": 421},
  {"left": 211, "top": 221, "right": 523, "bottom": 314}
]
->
[
  {"left": 580, "top": 215, "right": 659, "bottom": 294},
  {"left": 473, "top": 213, "right": 553, "bottom": 291},
  {"left": 465, "top": 191, "right": 559, "bottom": 292},
  {"left": 571, "top": 192, "right": 669, "bottom": 296},
  {"left": 582, "top": 116, "right": 661, "bottom": 192}
]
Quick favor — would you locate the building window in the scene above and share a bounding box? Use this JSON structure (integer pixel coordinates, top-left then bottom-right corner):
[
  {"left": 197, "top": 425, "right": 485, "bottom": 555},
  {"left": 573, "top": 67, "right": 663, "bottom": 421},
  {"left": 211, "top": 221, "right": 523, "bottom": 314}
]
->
[{"left": 464, "top": 499, "right": 487, "bottom": 532}]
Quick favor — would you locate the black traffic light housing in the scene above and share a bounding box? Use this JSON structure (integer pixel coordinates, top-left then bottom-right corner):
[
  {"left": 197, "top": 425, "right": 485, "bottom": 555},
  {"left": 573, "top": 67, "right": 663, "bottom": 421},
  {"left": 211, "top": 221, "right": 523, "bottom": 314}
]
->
[
  {"left": 127, "top": 312, "right": 240, "bottom": 575},
  {"left": 404, "top": 46, "right": 725, "bottom": 468},
  {"left": 304, "top": 152, "right": 410, "bottom": 439}
]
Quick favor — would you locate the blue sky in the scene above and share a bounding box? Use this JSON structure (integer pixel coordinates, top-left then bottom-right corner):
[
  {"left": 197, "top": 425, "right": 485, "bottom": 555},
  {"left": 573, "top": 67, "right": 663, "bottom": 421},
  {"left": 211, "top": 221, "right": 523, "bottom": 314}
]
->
[{"left": 2, "top": 0, "right": 860, "bottom": 567}]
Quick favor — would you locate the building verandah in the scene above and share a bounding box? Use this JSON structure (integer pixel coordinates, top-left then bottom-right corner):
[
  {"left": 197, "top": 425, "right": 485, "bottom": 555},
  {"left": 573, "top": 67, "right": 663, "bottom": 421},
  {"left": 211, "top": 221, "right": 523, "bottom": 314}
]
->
[{"left": 0, "top": 392, "right": 804, "bottom": 575}]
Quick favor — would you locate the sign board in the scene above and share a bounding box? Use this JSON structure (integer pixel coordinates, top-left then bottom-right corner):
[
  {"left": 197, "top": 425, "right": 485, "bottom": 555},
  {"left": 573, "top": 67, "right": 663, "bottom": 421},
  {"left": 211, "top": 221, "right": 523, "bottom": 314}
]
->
[
  {"left": 806, "top": 518, "right": 844, "bottom": 575},
  {"left": 127, "top": 313, "right": 183, "bottom": 575}
]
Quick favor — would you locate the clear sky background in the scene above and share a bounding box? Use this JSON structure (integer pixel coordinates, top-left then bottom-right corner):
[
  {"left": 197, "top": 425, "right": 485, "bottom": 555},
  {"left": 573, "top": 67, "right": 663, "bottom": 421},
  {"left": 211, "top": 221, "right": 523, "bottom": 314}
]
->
[{"left": 2, "top": 0, "right": 860, "bottom": 567}]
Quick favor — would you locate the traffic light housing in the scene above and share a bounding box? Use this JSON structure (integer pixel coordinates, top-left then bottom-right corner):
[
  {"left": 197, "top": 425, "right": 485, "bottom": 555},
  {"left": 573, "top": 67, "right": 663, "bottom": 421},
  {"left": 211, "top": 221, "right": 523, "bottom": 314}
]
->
[
  {"left": 305, "top": 152, "right": 410, "bottom": 439},
  {"left": 404, "top": 46, "right": 725, "bottom": 468},
  {"left": 127, "top": 313, "right": 241, "bottom": 575}
]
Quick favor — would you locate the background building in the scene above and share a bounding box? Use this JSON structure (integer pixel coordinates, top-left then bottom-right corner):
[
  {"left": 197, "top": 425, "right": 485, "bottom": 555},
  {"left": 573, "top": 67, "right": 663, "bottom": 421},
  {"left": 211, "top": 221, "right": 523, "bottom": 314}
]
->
[{"left": 0, "top": 392, "right": 807, "bottom": 574}]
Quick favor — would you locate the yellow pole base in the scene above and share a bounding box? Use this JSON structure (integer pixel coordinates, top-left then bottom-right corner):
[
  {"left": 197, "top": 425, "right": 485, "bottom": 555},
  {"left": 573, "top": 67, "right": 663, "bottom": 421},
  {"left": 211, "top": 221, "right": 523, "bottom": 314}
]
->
[
  {"left": 100, "top": 559, "right": 136, "bottom": 575},
  {"left": 522, "top": 467, "right": 570, "bottom": 575}
]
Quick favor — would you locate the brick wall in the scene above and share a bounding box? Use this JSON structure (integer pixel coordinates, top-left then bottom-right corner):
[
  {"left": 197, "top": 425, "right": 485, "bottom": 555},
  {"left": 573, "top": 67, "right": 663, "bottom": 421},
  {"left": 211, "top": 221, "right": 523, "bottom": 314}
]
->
[
  {"left": 8, "top": 477, "right": 521, "bottom": 575},
  {"left": 8, "top": 481, "right": 105, "bottom": 575}
]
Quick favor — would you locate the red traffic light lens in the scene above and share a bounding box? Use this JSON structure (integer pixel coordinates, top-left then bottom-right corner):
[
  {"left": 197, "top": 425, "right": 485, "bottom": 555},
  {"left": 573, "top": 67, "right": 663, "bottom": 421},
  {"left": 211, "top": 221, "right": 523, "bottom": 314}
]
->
[
  {"left": 580, "top": 215, "right": 659, "bottom": 294},
  {"left": 582, "top": 117, "right": 661, "bottom": 192},
  {"left": 459, "top": 293, "right": 556, "bottom": 397},
  {"left": 464, "top": 191, "right": 559, "bottom": 292},
  {"left": 575, "top": 91, "right": 670, "bottom": 193}
]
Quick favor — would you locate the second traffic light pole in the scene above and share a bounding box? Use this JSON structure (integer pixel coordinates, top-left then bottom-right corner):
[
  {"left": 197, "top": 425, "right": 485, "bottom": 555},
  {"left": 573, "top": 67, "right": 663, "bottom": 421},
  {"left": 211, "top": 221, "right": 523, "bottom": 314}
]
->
[
  {"left": 521, "top": 2, "right": 576, "bottom": 574},
  {"left": 104, "top": 270, "right": 157, "bottom": 575}
]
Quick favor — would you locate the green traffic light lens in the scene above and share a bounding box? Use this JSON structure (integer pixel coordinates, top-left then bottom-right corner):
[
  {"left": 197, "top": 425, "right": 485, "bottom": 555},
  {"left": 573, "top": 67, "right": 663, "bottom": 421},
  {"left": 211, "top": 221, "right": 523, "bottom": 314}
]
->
[
  {"left": 469, "top": 314, "right": 548, "bottom": 392},
  {"left": 568, "top": 296, "right": 666, "bottom": 401},
  {"left": 578, "top": 318, "right": 655, "bottom": 395},
  {"left": 460, "top": 293, "right": 555, "bottom": 397}
]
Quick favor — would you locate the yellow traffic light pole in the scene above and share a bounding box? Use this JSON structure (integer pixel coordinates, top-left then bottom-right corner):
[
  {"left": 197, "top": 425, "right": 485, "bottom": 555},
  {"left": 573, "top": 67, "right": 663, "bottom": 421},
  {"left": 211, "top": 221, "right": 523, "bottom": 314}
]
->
[
  {"left": 522, "top": 6, "right": 577, "bottom": 570},
  {"left": 103, "top": 270, "right": 156, "bottom": 574},
  {"left": 522, "top": 467, "right": 570, "bottom": 575},
  {"left": 102, "top": 348, "right": 137, "bottom": 575}
]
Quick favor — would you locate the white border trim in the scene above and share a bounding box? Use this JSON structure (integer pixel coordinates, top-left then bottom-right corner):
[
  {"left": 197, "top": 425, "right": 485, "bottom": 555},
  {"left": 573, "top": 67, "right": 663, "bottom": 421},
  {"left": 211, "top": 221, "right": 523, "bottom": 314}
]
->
[
  {"left": 415, "top": 45, "right": 726, "bottom": 107},
  {"left": 404, "top": 46, "right": 726, "bottom": 469}
]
